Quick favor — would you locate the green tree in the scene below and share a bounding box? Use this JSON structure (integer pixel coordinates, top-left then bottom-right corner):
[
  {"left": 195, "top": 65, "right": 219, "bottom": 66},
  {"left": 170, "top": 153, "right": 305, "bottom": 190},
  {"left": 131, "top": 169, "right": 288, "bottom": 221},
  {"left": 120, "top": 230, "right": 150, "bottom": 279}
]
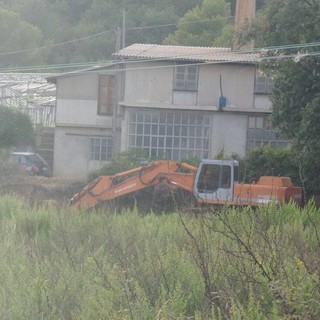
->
[
  {"left": 163, "top": 0, "right": 233, "bottom": 47},
  {"left": 246, "top": 0, "right": 320, "bottom": 196},
  {"left": 0, "top": 107, "right": 34, "bottom": 149},
  {"left": 0, "top": 7, "right": 45, "bottom": 68}
]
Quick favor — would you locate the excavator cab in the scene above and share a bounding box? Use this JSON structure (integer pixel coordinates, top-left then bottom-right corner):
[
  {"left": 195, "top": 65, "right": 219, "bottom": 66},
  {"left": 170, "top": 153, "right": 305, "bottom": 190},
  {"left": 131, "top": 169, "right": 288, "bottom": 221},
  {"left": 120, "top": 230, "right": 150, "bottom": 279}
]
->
[{"left": 194, "top": 160, "right": 239, "bottom": 202}]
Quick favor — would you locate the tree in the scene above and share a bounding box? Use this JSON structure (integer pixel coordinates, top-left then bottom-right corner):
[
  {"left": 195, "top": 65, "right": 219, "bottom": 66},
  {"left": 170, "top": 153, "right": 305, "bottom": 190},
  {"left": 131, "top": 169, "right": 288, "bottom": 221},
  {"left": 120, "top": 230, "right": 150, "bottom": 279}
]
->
[
  {"left": 163, "top": 0, "right": 233, "bottom": 47},
  {"left": 0, "top": 107, "right": 34, "bottom": 149},
  {"left": 0, "top": 7, "right": 45, "bottom": 68},
  {"left": 246, "top": 0, "right": 320, "bottom": 196}
]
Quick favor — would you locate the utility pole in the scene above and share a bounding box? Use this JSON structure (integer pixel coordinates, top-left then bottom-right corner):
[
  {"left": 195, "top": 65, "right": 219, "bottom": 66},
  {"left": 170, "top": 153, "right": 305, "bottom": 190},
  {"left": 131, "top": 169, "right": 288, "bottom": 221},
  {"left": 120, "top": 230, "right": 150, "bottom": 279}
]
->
[{"left": 122, "top": 8, "right": 126, "bottom": 49}]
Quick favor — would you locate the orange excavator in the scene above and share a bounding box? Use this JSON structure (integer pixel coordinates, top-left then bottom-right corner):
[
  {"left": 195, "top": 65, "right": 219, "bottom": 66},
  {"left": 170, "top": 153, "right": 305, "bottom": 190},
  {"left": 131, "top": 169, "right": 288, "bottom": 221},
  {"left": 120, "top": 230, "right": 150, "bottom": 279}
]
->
[{"left": 71, "top": 159, "right": 303, "bottom": 210}]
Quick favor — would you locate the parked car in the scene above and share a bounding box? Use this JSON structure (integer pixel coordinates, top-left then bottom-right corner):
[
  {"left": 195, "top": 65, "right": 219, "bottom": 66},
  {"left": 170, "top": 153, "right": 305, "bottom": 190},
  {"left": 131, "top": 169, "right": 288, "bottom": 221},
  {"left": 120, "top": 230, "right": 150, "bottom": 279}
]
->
[{"left": 9, "top": 152, "right": 51, "bottom": 177}]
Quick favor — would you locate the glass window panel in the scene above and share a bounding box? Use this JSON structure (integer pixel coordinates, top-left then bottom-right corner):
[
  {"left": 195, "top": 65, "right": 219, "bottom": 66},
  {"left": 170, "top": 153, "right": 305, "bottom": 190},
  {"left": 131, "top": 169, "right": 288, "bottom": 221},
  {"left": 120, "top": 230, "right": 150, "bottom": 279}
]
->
[
  {"left": 137, "top": 112, "right": 143, "bottom": 122},
  {"left": 166, "top": 138, "right": 173, "bottom": 147},
  {"left": 203, "top": 139, "right": 209, "bottom": 149},
  {"left": 256, "top": 117, "right": 264, "bottom": 129},
  {"left": 151, "top": 148, "right": 157, "bottom": 157},
  {"left": 130, "top": 112, "right": 137, "bottom": 122},
  {"left": 196, "top": 138, "right": 202, "bottom": 148},
  {"left": 247, "top": 129, "right": 255, "bottom": 139},
  {"left": 182, "top": 114, "right": 189, "bottom": 124},
  {"left": 181, "top": 126, "right": 188, "bottom": 136},
  {"left": 136, "top": 136, "right": 143, "bottom": 146},
  {"left": 188, "top": 138, "right": 195, "bottom": 148},
  {"left": 174, "top": 126, "right": 181, "bottom": 136},
  {"left": 167, "top": 113, "right": 174, "bottom": 124},
  {"left": 196, "top": 127, "right": 202, "bottom": 137},
  {"left": 248, "top": 117, "right": 255, "bottom": 128},
  {"left": 189, "top": 115, "right": 196, "bottom": 124},
  {"left": 196, "top": 115, "right": 204, "bottom": 125},
  {"left": 165, "top": 149, "right": 172, "bottom": 158},
  {"left": 129, "top": 124, "right": 136, "bottom": 134},
  {"left": 174, "top": 138, "right": 180, "bottom": 147},
  {"left": 173, "top": 150, "right": 180, "bottom": 160},
  {"left": 144, "top": 136, "right": 150, "bottom": 147},
  {"left": 137, "top": 124, "right": 143, "bottom": 134},
  {"left": 204, "top": 127, "right": 210, "bottom": 137},
  {"left": 158, "top": 149, "right": 165, "bottom": 158},
  {"left": 160, "top": 113, "right": 166, "bottom": 123},
  {"left": 181, "top": 138, "right": 187, "bottom": 148},
  {"left": 189, "top": 126, "right": 195, "bottom": 136},
  {"left": 144, "top": 124, "right": 151, "bottom": 134},
  {"left": 159, "top": 137, "right": 164, "bottom": 148},
  {"left": 129, "top": 135, "right": 135, "bottom": 146},
  {"left": 152, "top": 124, "right": 158, "bottom": 135},
  {"left": 159, "top": 125, "right": 166, "bottom": 135},
  {"left": 174, "top": 113, "right": 181, "bottom": 124},
  {"left": 255, "top": 130, "right": 264, "bottom": 140},
  {"left": 145, "top": 113, "right": 151, "bottom": 123},
  {"left": 152, "top": 137, "right": 158, "bottom": 147},
  {"left": 180, "top": 150, "right": 188, "bottom": 159},
  {"left": 152, "top": 114, "right": 159, "bottom": 123},
  {"left": 167, "top": 125, "right": 173, "bottom": 135}
]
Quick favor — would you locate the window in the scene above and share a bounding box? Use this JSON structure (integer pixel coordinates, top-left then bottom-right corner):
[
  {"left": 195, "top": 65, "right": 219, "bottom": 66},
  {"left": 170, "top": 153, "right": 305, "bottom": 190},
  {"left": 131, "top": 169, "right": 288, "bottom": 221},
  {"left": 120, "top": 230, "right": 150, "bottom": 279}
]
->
[
  {"left": 247, "top": 116, "right": 290, "bottom": 150},
  {"left": 129, "top": 110, "right": 210, "bottom": 160},
  {"left": 98, "top": 75, "right": 115, "bottom": 115},
  {"left": 255, "top": 74, "right": 273, "bottom": 93},
  {"left": 90, "top": 137, "right": 112, "bottom": 161},
  {"left": 197, "top": 164, "right": 231, "bottom": 193},
  {"left": 174, "top": 65, "right": 198, "bottom": 91}
]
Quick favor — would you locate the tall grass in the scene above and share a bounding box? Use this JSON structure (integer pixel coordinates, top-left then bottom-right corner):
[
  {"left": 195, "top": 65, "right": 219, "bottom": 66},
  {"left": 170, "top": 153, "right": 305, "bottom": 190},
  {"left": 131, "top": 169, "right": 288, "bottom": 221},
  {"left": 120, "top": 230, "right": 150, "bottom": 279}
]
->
[{"left": 0, "top": 195, "right": 319, "bottom": 319}]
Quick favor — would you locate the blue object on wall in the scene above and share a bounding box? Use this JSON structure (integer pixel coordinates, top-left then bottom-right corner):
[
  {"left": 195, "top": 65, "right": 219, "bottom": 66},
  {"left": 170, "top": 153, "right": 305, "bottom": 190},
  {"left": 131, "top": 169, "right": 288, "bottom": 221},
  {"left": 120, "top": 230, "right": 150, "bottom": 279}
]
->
[{"left": 219, "top": 96, "right": 226, "bottom": 108}]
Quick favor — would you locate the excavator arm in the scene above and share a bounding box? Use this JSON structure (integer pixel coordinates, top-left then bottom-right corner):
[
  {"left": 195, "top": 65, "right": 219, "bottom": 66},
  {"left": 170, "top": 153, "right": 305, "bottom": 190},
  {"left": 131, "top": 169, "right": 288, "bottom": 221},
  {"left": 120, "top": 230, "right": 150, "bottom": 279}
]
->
[{"left": 71, "top": 160, "right": 197, "bottom": 209}]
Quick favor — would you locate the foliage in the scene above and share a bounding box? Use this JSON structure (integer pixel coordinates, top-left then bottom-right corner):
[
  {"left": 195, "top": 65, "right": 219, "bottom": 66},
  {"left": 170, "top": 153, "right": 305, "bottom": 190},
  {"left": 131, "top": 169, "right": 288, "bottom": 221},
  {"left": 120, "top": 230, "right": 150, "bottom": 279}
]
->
[
  {"left": 88, "top": 147, "right": 148, "bottom": 181},
  {"left": 0, "top": 7, "right": 45, "bottom": 67},
  {"left": 251, "top": 0, "right": 320, "bottom": 48},
  {"left": 0, "top": 106, "right": 34, "bottom": 149},
  {"left": 0, "top": 195, "right": 319, "bottom": 319},
  {"left": 242, "top": 146, "right": 300, "bottom": 185},
  {"left": 241, "top": 0, "right": 320, "bottom": 197},
  {"left": 164, "top": 0, "right": 233, "bottom": 47}
]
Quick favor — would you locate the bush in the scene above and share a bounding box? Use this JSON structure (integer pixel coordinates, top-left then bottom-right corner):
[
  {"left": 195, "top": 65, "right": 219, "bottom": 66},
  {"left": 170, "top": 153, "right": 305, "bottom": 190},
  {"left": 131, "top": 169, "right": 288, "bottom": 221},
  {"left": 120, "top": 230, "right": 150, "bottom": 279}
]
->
[
  {"left": 0, "top": 195, "right": 319, "bottom": 319},
  {"left": 242, "top": 146, "right": 300, "bottom": 185}
]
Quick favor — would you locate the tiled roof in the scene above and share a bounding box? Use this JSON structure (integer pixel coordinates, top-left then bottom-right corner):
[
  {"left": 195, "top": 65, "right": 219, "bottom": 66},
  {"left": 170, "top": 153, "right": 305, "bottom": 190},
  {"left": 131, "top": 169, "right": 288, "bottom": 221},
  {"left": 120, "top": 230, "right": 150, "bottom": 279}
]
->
[{"left": 115, "top": 43, "right": 260, "bottom": 63}]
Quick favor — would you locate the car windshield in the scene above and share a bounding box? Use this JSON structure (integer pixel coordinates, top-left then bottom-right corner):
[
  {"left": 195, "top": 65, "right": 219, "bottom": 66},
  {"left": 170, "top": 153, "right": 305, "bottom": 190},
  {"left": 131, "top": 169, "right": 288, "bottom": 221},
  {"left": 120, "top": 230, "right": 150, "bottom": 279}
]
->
[{"left": 28, "top": 153, "right": 45, "bottom": 164}]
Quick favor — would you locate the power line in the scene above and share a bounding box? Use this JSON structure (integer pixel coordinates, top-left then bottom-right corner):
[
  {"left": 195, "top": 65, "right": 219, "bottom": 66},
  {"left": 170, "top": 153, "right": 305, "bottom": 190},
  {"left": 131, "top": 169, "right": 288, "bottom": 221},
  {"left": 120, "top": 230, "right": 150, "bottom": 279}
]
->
[
  {"left": 1, "top": 46, "right": 320, "bottom": 74},
  {"left": 0, "top": 15, "right": 236, "bottom": 57},
  {"left": 0, "top": 29, "right": 119, "bottom": 57}
]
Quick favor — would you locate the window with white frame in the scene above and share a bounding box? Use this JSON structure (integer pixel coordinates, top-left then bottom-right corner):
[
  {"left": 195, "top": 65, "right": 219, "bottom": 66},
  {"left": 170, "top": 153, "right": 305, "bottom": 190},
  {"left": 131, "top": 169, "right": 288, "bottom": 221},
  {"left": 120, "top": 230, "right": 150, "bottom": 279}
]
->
[
  {"left": 129, "top": 110, "right": 211, "bottom": 160},
  {"left": 247, "top": 116, "right": 290, "bottom": 150},
  {"left": 174, "top": 64, "right": 198, "bottom": 91},
  {"left": 90, "top": 137, "right": 112, "bottom": 161}
]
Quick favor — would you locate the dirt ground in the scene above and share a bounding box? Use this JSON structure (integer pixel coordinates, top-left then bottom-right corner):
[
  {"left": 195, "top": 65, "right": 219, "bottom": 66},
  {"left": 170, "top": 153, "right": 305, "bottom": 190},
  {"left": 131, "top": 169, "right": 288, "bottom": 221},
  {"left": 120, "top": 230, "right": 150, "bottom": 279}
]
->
[{"left": 0, "top": 171, "right": 84, "bottom": 207}]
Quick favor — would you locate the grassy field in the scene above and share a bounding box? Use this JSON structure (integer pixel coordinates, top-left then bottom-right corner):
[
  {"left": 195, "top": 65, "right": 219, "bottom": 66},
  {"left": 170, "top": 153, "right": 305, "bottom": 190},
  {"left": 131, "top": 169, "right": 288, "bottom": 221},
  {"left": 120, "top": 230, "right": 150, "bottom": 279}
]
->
[{"left": 0, "top": 195, "right": 319, "bottom": 319}]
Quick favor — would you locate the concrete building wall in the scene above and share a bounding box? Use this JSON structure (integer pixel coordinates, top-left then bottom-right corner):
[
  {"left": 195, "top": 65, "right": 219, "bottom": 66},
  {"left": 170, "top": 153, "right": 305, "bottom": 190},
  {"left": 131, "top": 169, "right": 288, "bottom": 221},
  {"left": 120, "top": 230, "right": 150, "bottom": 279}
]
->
[
  {"left": 210, "top": 113, "right": 248, "bottom": 157},
  {"left": 53, "top": 73, "right": 114, "bottom": 180},
  {"left": 198, "top": 64, "right": 255, "bottom": 108},
  {"left": 53, "top": 126, "right": 112, "bottom": 180},
  {"left": 123, "top": 61, "right": 256, "bottom": 110},
  {"left": 124, "top": 61, "right": 173, "bottom": 105}
]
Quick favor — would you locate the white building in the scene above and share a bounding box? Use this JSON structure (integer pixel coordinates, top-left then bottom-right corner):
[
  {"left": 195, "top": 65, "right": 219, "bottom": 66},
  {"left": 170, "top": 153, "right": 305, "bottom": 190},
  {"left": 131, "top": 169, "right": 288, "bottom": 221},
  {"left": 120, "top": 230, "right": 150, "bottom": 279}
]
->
[{"left": 48, "top": 44, "right": 285, "bottom": 180}]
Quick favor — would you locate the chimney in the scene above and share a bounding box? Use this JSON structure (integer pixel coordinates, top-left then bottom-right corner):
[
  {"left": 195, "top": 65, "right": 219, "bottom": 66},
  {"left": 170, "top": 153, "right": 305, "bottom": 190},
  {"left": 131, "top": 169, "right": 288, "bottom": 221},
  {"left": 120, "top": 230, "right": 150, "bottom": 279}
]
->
[{"left": 233, "top": 0, "right": 256, "bottom": 50}]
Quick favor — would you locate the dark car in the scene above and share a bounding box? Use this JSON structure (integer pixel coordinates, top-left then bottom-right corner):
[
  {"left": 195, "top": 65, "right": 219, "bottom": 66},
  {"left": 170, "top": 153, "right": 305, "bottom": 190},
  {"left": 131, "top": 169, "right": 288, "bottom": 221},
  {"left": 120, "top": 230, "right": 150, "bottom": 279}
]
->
[{"left": 9, "top": 152, "right": 51, "bottom": 177}]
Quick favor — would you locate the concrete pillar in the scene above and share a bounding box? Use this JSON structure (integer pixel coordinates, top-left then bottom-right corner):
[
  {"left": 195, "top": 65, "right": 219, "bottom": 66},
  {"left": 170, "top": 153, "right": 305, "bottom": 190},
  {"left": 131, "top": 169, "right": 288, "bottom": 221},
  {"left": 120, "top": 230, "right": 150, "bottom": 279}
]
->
[{"left": 233, "top": 0, "right": 256, "bottom": 50}]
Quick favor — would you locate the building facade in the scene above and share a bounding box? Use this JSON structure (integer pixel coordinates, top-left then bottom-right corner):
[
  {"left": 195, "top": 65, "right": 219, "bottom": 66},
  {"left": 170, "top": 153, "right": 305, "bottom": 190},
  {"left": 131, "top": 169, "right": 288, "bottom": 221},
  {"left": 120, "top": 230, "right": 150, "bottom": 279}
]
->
[{"left": 49, "top": 44, "right": 286, "bottom": 180}]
